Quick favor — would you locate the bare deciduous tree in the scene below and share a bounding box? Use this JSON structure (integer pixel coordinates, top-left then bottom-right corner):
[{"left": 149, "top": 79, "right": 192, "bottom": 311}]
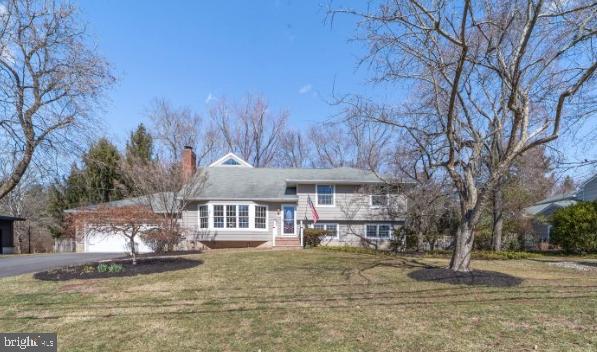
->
[
  {"left": 0, "top": 0, "right": 114, "bottom": 200},
  {"left": 310, "top": 120, "right": 390, "bottom": 171},
  {"left": 278, "top": 129, "right": 311, "bottom": 168},
  {"left": 209, "top": 95, "right": 288, "bottom": 167},
  {"left": 148, "top": 98, "right": 220, "bottom": 165},
  {"left": 336, "top": 0, "right": 596, "bottom": 271},
  {"left": 388, "top": 146, "right": 454, "bottom": 252},
  {"left": 121, "top": 156, "right": 207, "bottom": 252},
  {"left": 69, "top": 205, "right": 161, "bottom": 264}
]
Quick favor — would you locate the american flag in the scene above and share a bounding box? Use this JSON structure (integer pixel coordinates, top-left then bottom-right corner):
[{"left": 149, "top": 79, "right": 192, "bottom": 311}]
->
[{"left": 307, "top": 195, "right": 319, "bottom": 223}]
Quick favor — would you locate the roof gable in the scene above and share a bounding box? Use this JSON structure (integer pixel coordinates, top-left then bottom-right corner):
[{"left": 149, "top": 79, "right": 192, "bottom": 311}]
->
[{"left": 208, "top": 153, "right": 253, "bottom": 168}]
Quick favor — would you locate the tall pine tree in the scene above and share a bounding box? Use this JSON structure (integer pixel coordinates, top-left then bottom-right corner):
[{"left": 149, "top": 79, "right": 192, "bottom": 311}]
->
[
  {"left": 125, "top": 123, "right": 154, "bottom": 164},
  {"left": 83, "top": 138, "right": 126, "bottom": 203}
]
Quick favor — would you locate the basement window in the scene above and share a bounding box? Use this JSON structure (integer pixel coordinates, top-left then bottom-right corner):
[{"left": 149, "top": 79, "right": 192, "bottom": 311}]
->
[{"left": 366, "top": 224, "right": 391, "bottom": 239}]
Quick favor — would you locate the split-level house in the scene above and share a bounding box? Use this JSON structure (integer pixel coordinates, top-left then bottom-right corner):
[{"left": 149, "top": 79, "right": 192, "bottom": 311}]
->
[
  {"left": 72, "top": 148, "right": 407, "bottom": 253},
  {"left": 179, "top": 149, "right": 407, "bottom": 249}
]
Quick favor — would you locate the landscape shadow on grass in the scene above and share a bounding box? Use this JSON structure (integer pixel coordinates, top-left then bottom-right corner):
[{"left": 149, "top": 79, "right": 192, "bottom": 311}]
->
[
  {"left": 408, "top": 267, "right": 523, "bottom": 287},
  {"left": 34, "top": 257, "right": 203, "bottom": 281},
  {"left": 578, "top": 261, "right": 597, "bottom": 268}
]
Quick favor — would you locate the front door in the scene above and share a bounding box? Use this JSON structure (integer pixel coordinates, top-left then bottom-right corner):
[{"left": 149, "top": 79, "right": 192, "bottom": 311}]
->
[{"left": 282, "top": 205, "right": 296, "bottom": 236}]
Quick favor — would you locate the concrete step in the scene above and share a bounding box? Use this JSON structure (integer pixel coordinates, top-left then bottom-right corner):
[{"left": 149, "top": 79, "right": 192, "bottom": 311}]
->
[{"left": 274, "top": 237, "right": 301, "bottom": 247}]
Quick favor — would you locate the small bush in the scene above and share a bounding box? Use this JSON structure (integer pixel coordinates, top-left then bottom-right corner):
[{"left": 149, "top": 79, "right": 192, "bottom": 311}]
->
[
  {"left": 318, "top": 245, "right": 384, "bottom": 256},
  {"left": 425, "top": 250, "right": 540, "bottom": 260},
  {"left": 551, "top": 201, "right": 597, "bottom": 254},
  {"left": 303, "top": 228, "right": 327, "bottom": 247},
  {"left": 97, "top": 263, "right": 124, "bottom": 273},
  {"left": 81, "top": 265, "right": 96, "bottom": 273},
  {"left": 472, "top": 251, "right": 539, "bottom": 260},
  {"left": 387, "top": 228, "right": 419, "bottom": 252}
]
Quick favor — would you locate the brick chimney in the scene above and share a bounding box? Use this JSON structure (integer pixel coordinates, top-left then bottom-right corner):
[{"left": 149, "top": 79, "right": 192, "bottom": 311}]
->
[{"left": 182, "top": 146, "right": 196, "bottom": 182}]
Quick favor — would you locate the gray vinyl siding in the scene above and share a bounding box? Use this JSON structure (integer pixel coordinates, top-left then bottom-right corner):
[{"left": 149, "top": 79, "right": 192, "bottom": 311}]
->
[
  {"left": 181, "top": 201, "right": 199, "bottom": 230},
  {"left": 180, "top": 183, "right": 406, "bottom": 244},
  {"left": 181, "top": 201, "right": 281, "bottom": 242},
  {"left": 296, "top": 184, "right": 405, "bottom": 222},
  {"left": 317, "top": 222, "right": 403, "bottom": 249}
]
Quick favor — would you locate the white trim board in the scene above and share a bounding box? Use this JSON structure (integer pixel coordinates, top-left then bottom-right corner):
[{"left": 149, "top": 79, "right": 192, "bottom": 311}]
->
[{"left": 209, "top": 153, "right": 253, "bottom": 168}]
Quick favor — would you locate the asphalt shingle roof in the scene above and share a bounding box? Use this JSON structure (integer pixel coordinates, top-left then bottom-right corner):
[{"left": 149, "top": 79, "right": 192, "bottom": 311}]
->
[
  {"left": 65, "top": 193, "right": 175, "bottom": 213},
  {"left": 183, "top": 167, "right": 383, "bottom": 200}
]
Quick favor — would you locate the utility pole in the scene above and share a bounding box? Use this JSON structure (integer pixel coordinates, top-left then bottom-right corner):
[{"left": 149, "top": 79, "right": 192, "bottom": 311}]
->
[{"left": 28, "top": 224, "right": 31, "bottom": 254}]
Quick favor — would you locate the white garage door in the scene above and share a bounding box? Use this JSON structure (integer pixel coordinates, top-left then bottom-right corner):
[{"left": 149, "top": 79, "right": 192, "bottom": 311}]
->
[{"left": 84, "top": 231, "right": 153, "bottom": 253}]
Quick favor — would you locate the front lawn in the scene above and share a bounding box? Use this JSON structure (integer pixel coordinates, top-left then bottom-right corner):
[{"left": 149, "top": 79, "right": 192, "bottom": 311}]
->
[{"left": 1, "top": 249, "right": 596, "bottom": 351}]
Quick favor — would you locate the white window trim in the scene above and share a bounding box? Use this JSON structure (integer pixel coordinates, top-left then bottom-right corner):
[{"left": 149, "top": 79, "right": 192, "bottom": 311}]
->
[
  {"left": 312, "top": 223, "right": 339, "bottom": 240},
  {"left": 369, "top": 194, "right": 389, "bottom": 209},
  {"left": 315, "top": 184, "right": 335, "bottom": 207},
  {"left": 198, "top": 205, "right": 209, "bottom": 229},
  {"left": 198, "top": 202, "right": 269, "bottom": 232},
  {"left": 208, "top": 152, "right": 253, "bottom": 168},
  {"left": 254, "top": 205, "right": 268, "bottom": 230},
  {"left": 365, "top": 223, "right": 392, "bottom": 239},
  {"left": 238, "top": 204, "right": 250, "bottom": 229}
]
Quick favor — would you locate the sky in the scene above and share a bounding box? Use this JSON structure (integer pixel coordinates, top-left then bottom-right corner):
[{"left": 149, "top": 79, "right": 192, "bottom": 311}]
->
[
  {"left": 74, "top": 1, "right": 595, "bottom": 180},
  {"left": 76, "top": 0, "right": 382, "bottom": 145}
]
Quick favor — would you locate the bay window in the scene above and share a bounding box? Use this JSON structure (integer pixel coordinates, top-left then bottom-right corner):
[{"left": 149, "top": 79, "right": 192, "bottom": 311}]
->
[
  {"left": 203, "top": 204, "right": 268, "bottom": 230},
  {"left": 255, "top": 206, "right": 267, "bottom": 229},
  {"left": 239, "top": 205, "right": 249, "bottom": 228},
  {"left": 199, "top": 205, "right": 208, "bottom": 229},
  {"left": 226, "top": 205, "right": 237, "bottom": 228},
  {"left": 213, "top": 205, "right": 224, "bottom": 228}
]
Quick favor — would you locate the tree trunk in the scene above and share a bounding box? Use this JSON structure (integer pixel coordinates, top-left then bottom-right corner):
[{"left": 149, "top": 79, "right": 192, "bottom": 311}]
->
[
  {"left": 449, "top": 219, "right": 475, "bottom": 272},
  {"left": 129, "top": 237, "right": 137, "bottom": 265},
  {"left": 416, "top": 231, "right": 424, "bottom": 252},
  {"left": 491, "top": 182, "right": 504, "bottom": 251},
  {"left": 429, "top": 238, "right": 436, "bottom": 251}
]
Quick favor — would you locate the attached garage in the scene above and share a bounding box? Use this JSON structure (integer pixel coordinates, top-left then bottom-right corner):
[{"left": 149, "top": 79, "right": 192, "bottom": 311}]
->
[{"left": 84, "top": 231, "right": 153, "bottom": 253}]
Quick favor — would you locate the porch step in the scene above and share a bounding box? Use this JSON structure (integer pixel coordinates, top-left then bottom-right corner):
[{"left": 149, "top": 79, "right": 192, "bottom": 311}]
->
[{"left": 274, "top": 237, "right": 301, "bottom": 247}]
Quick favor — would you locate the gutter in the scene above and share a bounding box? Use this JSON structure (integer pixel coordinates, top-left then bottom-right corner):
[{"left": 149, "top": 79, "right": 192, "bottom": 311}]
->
[
  {"left": 285, "top": 179, "right": 383, "bottom": 185},
  {"left": 186, "top": 197, "right": 299, "bottom": 202}
]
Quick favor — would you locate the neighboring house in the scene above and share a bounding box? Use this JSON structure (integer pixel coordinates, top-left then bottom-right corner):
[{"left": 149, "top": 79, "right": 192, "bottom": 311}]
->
[
  {"left": 0, "top": 215, "right": 25, "bottom": 254},
  {"left": 524, "top": 173, "right": 597, "bottom": 246},
  {"left": 70, "top": 149, "right": 406, "bottom": 253}
]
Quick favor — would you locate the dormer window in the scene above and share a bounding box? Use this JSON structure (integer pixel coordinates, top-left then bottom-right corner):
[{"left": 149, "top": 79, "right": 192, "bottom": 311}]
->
[
  {"left": 208, "top": 153, "right": 253, "bottom": 168},
  {"left": 223, "top": 158, "right": 240, "bottom": 166}
]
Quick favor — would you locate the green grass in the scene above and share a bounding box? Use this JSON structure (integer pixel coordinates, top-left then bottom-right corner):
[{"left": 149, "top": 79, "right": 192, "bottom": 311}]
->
[{"left": 0, "top": 249, "right": 596, "bottom": 351}]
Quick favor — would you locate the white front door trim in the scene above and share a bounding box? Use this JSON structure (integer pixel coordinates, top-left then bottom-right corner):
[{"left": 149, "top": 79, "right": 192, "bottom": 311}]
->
[{"left": 281, "top": 204, "right": 297, "bottom": 237}]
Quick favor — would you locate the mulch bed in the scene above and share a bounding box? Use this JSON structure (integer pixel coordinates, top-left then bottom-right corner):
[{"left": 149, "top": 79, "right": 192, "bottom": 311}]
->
[
  {"left": 407, "top": 267, "right": 523, "bottom": 287},
  {"left": 34, "top": 257, "right": 203, "bottom": 281}
]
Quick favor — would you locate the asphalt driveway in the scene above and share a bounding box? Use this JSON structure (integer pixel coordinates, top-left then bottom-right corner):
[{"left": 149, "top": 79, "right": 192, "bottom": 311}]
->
[{"left": 0, "top": 253, "right": 124, "bottom": 278}]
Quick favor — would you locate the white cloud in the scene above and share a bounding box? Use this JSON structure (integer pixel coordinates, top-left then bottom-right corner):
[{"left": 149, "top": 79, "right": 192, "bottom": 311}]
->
[
  {"left": 205, "top": 93, "right": 216, "bottom": 104},
  {"left": 298, "top": 84, "right": 312, "bottom": 95}
]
